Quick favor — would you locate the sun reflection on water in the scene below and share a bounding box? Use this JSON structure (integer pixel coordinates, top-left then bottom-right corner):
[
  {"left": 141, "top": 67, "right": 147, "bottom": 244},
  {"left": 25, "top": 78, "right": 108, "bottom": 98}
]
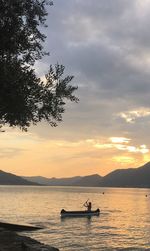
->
[{"left": 0, "top": 186, "right": 150, "bottom": 250}]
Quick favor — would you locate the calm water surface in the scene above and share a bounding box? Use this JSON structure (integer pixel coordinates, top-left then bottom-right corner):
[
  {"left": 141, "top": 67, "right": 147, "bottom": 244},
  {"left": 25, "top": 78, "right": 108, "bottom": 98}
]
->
[{"left": 0, "top": 186, "right": 150, "bottom": 250}]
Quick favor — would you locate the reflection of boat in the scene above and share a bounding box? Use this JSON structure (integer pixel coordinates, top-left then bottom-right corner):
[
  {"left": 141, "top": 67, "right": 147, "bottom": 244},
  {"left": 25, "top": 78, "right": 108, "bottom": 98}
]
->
[{"left": 60, "top": 208, "right": 100, "bottom": 217}]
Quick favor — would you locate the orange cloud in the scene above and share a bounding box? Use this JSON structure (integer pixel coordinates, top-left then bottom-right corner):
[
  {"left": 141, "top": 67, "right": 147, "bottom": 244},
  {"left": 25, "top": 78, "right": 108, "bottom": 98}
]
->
[{"left": 0, "top": 130, "right": 149, "bottom": 177}]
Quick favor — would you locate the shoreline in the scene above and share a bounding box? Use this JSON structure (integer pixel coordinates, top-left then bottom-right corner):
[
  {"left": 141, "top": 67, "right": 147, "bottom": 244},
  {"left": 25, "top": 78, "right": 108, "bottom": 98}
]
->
[{"left": 0, "top": 228, "right": 59, "bottom": 251}]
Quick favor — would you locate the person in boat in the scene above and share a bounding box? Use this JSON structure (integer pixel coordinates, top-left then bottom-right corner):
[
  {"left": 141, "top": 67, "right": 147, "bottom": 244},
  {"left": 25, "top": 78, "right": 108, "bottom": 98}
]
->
[{"left": 84, "top": 201, "right": 92, "bottom": 211}]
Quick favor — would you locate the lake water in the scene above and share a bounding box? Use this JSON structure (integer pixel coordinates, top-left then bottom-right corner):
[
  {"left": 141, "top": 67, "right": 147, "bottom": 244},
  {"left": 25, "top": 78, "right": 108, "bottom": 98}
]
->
[{"left": 0, "top": 186, "right": 150, "bottom": 250}]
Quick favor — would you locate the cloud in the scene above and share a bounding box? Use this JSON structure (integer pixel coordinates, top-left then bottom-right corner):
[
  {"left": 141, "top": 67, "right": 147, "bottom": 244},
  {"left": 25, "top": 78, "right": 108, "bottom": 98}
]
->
[
  {"left": 118, "top": 109, "right": 150, "bottom": 123},
  {"left": 31, "top": 0, "right": 150, "bottom": 144},
  {"left": 92, "top": 137, "right": 149, "bottom": 154},
  {"left": 110, "top": 137, "right": 130, "bottom": 144},
  {"left": 50, "top": 137, "right": 149, "bottom": 156},
  {"left": 112, "top": 156, "right": 135, "bottom": 164},
  {"left": 115, "top": 144, "right": 149, "bottom": 154}
]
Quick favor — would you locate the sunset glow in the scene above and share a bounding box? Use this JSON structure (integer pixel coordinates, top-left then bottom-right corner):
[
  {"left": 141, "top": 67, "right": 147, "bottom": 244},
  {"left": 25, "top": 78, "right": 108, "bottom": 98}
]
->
[
  {"left": 0, "top": 128, "right": 149, "bottom": 177},
  {"left": 1, "top": 0, "right": 150, "bottom": 178}
]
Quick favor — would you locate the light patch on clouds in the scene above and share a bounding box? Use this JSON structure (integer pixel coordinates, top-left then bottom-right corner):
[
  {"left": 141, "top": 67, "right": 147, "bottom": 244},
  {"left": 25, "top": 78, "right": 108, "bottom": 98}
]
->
[
  {"left": 118, "top": 108, "right": 150, "bottom": 123},
  {"left": 110, "top": 137, "right": 130, "bottom": 143},
  {"left": 115, "top": 144, "right": 149, "bottom": 154},
  {"left": 89, "top": 137, "right": 149, "bottom": 154},
  {"left": 112, "top": 156, "right": 135, "bottom": 164}
]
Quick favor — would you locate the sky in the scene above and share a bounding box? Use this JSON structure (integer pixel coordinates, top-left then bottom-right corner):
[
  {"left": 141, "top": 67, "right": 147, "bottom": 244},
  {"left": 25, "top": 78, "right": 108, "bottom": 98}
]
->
[{"left": 1, "top": 0, "right": 150, "bottom": 178}]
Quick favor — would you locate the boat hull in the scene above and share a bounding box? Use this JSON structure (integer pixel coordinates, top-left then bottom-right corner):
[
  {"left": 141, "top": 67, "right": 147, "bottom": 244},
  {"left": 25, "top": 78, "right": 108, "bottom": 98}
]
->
[{"left": 60, "top": 208, "right": 100, "bottom": 217}]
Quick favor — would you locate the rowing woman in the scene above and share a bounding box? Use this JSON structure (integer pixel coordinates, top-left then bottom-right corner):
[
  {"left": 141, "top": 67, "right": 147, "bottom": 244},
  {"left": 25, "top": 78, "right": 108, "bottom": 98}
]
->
[{"left": 84, "top": 200, "right": 92, "bottom": 211}]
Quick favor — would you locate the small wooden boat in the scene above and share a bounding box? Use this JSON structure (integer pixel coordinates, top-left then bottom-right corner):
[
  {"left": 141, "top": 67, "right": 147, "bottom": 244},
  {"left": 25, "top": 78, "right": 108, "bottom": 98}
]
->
[{"left": 60, "top": 208, "right": 100, "bottom": 217}]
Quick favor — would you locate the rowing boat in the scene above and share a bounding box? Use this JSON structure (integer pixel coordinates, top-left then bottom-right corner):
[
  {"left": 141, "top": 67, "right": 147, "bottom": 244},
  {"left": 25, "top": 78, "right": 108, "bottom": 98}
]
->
[{"left": 60, "top": 208, "right": 100, "bottom": 217}]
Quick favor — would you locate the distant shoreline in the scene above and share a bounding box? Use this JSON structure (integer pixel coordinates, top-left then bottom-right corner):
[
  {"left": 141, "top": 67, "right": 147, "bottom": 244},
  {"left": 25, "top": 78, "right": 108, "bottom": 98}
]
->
[{"left": 0, "top": 184, "right": 150, "bottom": 189}]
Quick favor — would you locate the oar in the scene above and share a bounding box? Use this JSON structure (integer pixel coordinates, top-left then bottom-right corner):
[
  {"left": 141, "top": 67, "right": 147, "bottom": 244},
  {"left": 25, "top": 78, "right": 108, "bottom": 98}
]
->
[{"left": 82, "top": 198, "right": 89, "bottom": 208}]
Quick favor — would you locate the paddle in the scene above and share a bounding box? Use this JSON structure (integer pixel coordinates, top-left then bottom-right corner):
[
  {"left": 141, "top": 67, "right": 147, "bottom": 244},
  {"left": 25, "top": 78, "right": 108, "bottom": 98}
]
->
[{"left": 82, "top": 198, "right": 89, "bottom": 208}]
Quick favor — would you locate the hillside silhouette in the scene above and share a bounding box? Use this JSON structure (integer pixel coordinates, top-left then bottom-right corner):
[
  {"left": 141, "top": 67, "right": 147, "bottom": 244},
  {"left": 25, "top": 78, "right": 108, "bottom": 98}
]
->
[
  {"left": 24, "top": 162, "right": 150, "bottom": 188},
  {"left": 1, "top": 162, "right": 150, "bottom": 188},
  {"left": 0, "top": 170, "right": 39, "bottom": 185}
]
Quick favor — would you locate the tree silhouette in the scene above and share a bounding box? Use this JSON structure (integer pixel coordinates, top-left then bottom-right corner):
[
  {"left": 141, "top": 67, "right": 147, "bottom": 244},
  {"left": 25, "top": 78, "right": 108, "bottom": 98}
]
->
[{"left": 0, "top": 0, "right": 78, "bottom": 131}]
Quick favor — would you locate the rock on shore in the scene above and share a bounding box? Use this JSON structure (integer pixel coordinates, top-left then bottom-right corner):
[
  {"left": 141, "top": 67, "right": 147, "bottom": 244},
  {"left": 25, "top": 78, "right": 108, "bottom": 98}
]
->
[{"left": 0, "top": 229, "right": 59, "bottom": 251}]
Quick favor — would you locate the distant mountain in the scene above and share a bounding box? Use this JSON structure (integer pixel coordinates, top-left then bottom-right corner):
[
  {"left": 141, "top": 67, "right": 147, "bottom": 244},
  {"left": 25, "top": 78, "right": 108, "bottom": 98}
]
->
[
  {"left": 22, "top": 175, "right": 82, "bottom": 186},
  {"left": 99, "top": 162, "right": 150, "bottom": 188},
  {"left": 23, "top": 174, "right": 102, "bottom": 187},
  {"left": 0, "top": 170, "right": 39, "bottom": 185},
  {"left": 23, "top": 162, "right": 150, "bottom": 188},
  {"left": 2, "top": 162, "right": 150, "bottom": 188},
  {"left": 72, "top": 174, "right": 103, "bottom": 186}
]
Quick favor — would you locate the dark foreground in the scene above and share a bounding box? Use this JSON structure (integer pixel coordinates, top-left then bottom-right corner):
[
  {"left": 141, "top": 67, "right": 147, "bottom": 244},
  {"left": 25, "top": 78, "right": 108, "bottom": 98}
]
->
[
  {"left": 0, "top": 225, "right": 59, "bottom": 251},
  {"left": 0, "top": 222, "right": 42, "bottom": 231}
]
